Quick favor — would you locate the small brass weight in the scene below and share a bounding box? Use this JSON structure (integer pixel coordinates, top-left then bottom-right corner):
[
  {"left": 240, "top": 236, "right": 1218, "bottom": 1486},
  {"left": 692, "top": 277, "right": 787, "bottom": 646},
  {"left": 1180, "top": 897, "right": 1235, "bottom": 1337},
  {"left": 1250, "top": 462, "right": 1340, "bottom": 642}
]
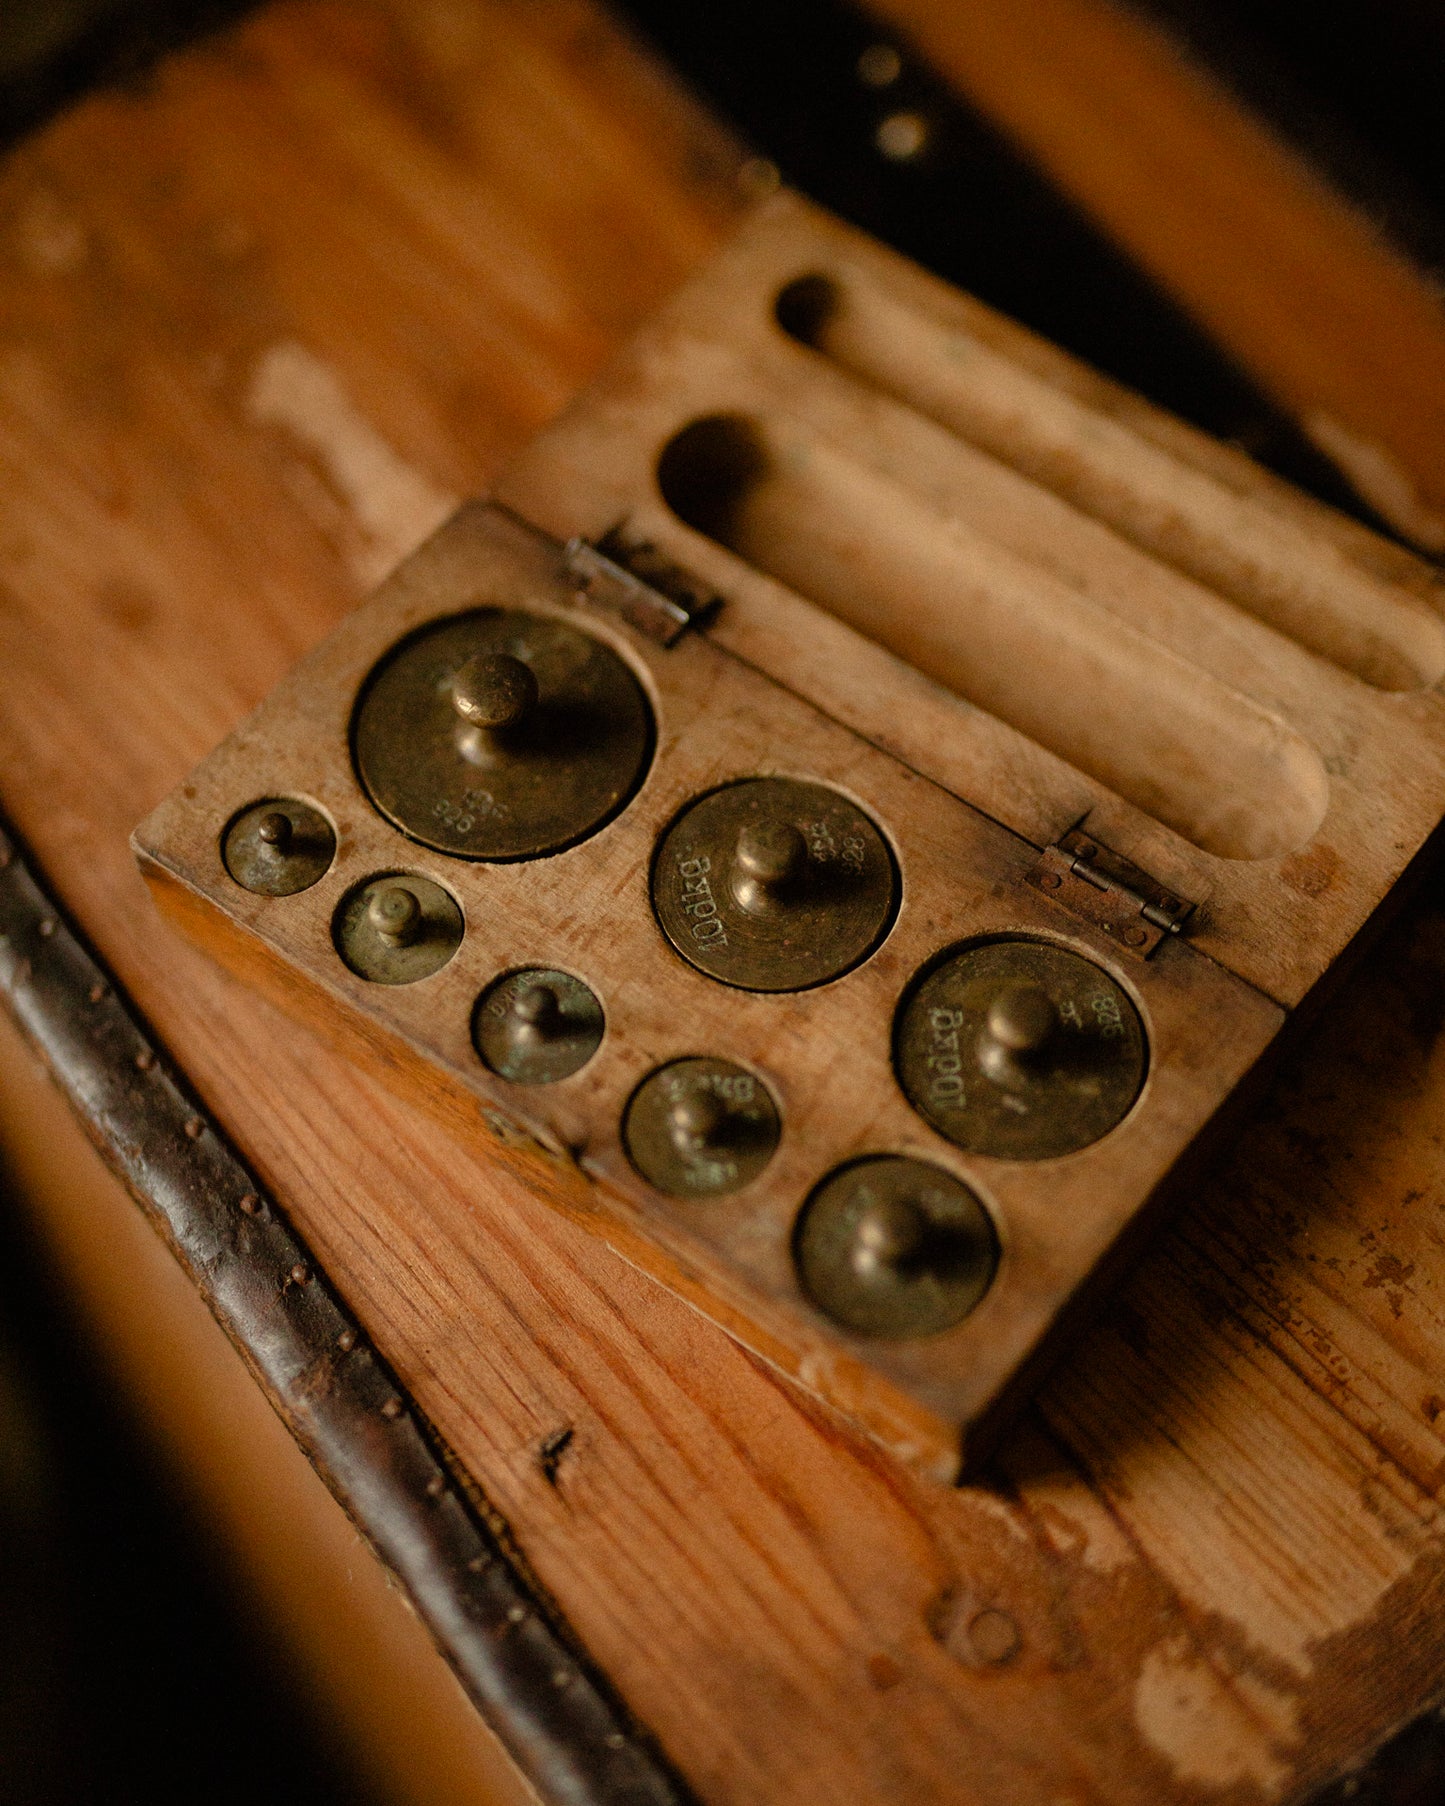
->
[{"left": 138, "top": 195, "right": 1440, "bottom": 1480}]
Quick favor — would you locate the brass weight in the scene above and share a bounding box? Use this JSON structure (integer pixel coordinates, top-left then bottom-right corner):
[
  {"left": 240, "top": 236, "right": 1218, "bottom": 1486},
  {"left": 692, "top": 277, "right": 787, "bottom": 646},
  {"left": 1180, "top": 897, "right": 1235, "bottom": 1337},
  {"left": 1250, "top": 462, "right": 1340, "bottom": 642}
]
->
[
  {"left": 651, "top": 777, "right": 897, "bottom": 992},
  {"left": 623, "top": 1056, "right": 781, "bottom": 1198},
  {"left": 894, "top": 938, "right": 1147, "bottom": 1160},
  {"left": 353, "top": 609, "right": 653, "bottom": 861},
  {"left": 222, "top": 798, "right": 335, "bottom": 896},
  {"left": 472, "top": 968, "right": 605, "bottom": 1085},
  {"left": 795, "top": 1155, "right": 998, "bottom": 1338},
  {"left": 334, "top": 873, "right": 464, "bottom": 984}
]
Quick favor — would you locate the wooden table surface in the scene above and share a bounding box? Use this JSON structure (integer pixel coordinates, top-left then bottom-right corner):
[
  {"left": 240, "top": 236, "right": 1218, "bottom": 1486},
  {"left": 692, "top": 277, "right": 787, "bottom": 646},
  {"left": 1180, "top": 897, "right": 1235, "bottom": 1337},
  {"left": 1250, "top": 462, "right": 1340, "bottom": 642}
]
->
[{"left": 3, "top": 2, "right": 1444, "bottom": 1801}]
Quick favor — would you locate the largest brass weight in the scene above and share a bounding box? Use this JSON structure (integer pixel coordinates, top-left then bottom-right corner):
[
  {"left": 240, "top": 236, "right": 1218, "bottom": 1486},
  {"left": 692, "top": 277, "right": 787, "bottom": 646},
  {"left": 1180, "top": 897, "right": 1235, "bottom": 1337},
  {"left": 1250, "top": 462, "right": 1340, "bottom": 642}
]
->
[{"left": 353, "top": 608, "right": 653, "bottom": 860}]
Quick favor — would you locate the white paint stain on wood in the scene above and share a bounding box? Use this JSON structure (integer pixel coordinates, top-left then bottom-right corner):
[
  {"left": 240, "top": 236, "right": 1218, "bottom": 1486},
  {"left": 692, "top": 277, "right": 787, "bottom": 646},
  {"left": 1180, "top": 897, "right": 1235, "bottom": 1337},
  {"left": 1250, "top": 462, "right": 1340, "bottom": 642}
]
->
[
  {"left": 1134, "top": 1637, "right": 1299, "bottom": 1795},
  {"left": 1005, "top": 1450, "right": 1136, "bottom": 1574},
  {"left": 15, "top": 187, "right": 88, "bottom": 276},
  {"left": 248, "top": 341, "right": 458, "bottom": 584}
]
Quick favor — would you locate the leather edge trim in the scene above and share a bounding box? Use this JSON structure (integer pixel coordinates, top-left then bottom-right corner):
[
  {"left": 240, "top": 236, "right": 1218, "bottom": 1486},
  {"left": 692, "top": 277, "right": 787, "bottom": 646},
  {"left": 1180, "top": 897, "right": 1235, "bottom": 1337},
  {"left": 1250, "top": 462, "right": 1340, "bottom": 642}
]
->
[{"left": 0, "top": 812, "right": 694, "bottom": 1806}]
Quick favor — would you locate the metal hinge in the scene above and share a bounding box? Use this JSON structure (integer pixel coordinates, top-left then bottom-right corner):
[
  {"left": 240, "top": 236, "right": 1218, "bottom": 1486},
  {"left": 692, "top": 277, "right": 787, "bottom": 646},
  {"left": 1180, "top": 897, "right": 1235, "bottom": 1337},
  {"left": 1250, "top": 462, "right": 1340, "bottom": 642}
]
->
[
  {"left": 1026, "top": 828, "right": 1194, "bottom": 958},
  {"left": 564, "top": 528, "right": 720, "bottom": 646}
]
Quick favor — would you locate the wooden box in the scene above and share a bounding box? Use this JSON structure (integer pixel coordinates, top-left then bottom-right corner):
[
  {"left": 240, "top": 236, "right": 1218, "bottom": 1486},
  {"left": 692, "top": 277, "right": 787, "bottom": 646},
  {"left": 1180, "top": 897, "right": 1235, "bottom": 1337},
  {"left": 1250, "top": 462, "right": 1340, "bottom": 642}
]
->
[{"left": 133, "top": 194, "right": 1445, "bottom": 1480}]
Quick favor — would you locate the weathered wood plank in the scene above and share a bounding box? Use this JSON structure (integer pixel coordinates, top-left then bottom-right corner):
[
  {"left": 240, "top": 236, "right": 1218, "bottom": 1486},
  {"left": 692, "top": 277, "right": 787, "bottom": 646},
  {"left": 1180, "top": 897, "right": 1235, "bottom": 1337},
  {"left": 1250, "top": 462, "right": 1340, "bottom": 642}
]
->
[{"left": 1, "top": 2, "right": 1443, "bottom": 1801}]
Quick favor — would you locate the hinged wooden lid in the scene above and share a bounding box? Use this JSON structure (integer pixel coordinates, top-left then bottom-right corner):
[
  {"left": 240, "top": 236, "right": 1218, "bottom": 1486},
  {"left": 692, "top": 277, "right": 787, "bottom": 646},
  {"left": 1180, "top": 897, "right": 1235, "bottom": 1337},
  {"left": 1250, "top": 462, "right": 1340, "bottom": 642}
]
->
[{"left": 497, "top": 192, "right": 1445, "bottom": 1008}]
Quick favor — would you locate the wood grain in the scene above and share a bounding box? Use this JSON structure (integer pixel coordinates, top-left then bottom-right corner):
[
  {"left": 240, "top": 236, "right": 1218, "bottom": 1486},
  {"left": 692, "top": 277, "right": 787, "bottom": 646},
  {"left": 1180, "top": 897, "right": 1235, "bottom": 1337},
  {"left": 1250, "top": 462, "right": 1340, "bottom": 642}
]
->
[
  {"left": 2, "top": 1, "right": 1445, "bottom": 1801},
  {"left": 863, "top": 0, "right": 1445, "bottom": 556}
]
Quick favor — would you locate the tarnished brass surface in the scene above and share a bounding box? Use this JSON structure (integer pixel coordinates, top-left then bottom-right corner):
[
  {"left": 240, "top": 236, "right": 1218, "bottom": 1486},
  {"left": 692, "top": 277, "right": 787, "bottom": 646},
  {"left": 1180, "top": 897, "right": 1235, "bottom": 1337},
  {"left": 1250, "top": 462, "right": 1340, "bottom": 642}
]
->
[
  {"left": 333, "top": 873, "right": 464, "bottom": 985},
  {"left": 651, "top": 778, "right": 897, "bottom": 992},
  {"left": 795, "top": 1156, "right": 997, "bottom": 1338},
  {"left": 894, "top": 939, "right": 1146, "bottom": 1160},
  {"left": 222, "top": 798, "right": 335, "bottom": 897},
  {"left": 472, "top": 968, "right": 604, "bottom": 1085},
  {"left": 353, "top": 609, "right": 653, "bottom": 861},
  {"left": 623, "top": 1056, "right": 780, "bottom": 1198}
]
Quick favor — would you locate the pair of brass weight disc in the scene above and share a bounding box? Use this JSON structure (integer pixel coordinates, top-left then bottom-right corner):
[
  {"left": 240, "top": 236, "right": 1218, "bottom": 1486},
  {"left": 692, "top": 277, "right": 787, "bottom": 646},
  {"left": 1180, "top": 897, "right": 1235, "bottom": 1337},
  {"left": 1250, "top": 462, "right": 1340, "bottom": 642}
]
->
[
  {"left": 799, "top": 946, "right": 1145, "bottom": 1336},
  {"left": 340, "top": 608, "right": 651, "bottom": 986}
]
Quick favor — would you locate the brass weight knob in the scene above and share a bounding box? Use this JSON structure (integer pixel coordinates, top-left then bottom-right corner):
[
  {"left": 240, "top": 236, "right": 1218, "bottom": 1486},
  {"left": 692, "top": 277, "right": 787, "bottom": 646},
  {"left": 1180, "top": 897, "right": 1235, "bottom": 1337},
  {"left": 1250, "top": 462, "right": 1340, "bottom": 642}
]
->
[
  {"left": 667, "top": 1086, "right": 731, "bottom": 1156},
  {"left": 255, "top": 810, "right": 293, "bottom": 852},
  {"left": 507, "top": 980, "right": 565, "bottom": 1042},
  {"left": 985, "top": 983, "right": 1057, "bottom": 1054},
  {"left": 367, "top": 883, "right": 423, "bottom": 946},
  {"left": 847, "top": 1191, "right": 927, "bottom": 1282},
  {"left": 977, "top": 982, "right": 1058, "bottom": 1086},
  {"left": 451, "top": 652, "right": 538, "bottom": 738},
  {"left": 730, "top": 819, "right": 809, "bottom": 916}
]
